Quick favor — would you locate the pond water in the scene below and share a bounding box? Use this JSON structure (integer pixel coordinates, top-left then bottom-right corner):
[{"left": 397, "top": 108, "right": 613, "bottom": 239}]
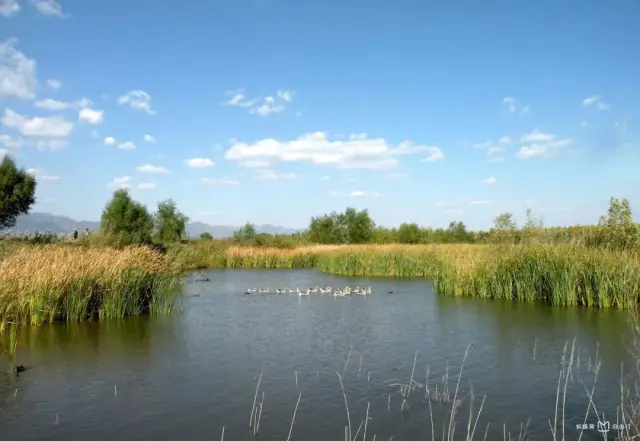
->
[{"left": 0, "top": 269, "right": 634, "bottom": 441}]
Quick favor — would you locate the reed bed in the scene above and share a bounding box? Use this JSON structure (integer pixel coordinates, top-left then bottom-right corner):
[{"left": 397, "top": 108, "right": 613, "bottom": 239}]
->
[
  {"left": 0, "top": 245, "right": 182, "bottom": 327},
  {"left": 173, "top": 243, "right": 640, "bottom": 308}
]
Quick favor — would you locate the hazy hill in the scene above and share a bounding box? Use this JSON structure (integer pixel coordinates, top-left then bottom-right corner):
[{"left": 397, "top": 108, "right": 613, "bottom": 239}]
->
[{"left": 7, "top": 213, "right": 300, "bottom": 239}]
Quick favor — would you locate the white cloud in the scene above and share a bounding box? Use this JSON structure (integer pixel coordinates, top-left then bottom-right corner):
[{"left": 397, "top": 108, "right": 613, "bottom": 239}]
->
[
  {"left": 117, "top": 141, "right": 135, "bottom": 150},
  {"left": 481, "top": 177, "right": 497, "bottom": 185},
  {"left": 0, "top": 38, "right": 37, "bottom": 100},
  {"left": 225, "top": 132, "right": 443, "bottom": 170},
  {"left": 320, "top": 175, "right": 330, "bottom": 180},
  {"left": 185, "top": 157, "right": 214, "bottom": 168},
  {"left": 78, "top": 108, "right": 104, "bottom": 125},
  {"left": 498, "top": 136, "right": 511, "bottom": 145},
  {"left": 516, "top": 129, "right": 573, "bottom": 159},
  {"left": 387, "top": 172, "right": 408, "bottom": 179},
  {"left": 117, "top": 90, "right": 155, "bottom": 114},
  {"left": 90, "top": 130, "right": 99, "bottom": 138},
  {"left": 143, "top": 134, "right": 155, "bottom": 143},
  {"left": 0, "top": 133, "right": 24, "bottom": 148},
  {"left": 469, "top": 200, "right": 491, "bottom": 205},
  {"left": 108, "top": 176, "right": 132, "bottom": 190},
  {"left": 582, "top": 95, "right": 610, "bottom": 111},
  {"left": 0, "top": 148, "right": 7, "bottom": 157},
  {"left": 502, "top": 97, "right": 530, "bottom": 116},
  {"left": 1, "top": 108, "right": 73, "bottom": 138},
  {"left": 200, "top": 177, "right": 239, "bottom": 186},
  {"left": 223, "top": 88, "right": 295, "bottom": 117},
  {"left": 46, "top": 78, "right": 61, "bottom": 90},
  {"left": 444, "top": 209, "right": 465, "bottom": 216},
  {"left": 26, "top": 167, "right": 59, "bottom": 180},
  {"left": 349, "top": 190, "right": 383, "bottom": 198},
  {"left": 239, "top": 160, "right": 270, "bottom": 168},
  {"left": 0, "top": 0, "right": 20, "bottom": 16},
  {"left": 254, "top": 170, "right": 300, "bottom": 181},
  {"left": 35, "top": 97, "right": 92, "bottom": 111},
  {"left": 138, "top": 182, "right": 156, "bottom": 190},
  {"left": 33, "top": 0, "right": 65, "bottom": 16},
  {"left": 103, "top": 136, "right": 116, "bottom": 146},
  {"left": 136, "top": 164, "right": 170, "bottom": 174}
]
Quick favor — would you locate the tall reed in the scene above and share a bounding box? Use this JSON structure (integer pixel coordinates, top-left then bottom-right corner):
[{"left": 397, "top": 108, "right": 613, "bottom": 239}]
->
[
  {"left": 174, "top": 242, "right": 640, "bottom": 308},
  {"left": 0, "top": 245, "right": 182, "bottom": 327}
]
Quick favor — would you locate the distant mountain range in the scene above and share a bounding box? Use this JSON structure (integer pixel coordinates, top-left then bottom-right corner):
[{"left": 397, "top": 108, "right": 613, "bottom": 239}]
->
[{"left": 6, "top": 213, "right": 300, "bottom": 239}]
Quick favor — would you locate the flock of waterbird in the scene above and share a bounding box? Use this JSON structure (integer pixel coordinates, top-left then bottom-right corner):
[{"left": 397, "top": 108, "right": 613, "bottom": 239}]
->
[{"left": 244, "top": 286, "right": 376, "bottom": 297}]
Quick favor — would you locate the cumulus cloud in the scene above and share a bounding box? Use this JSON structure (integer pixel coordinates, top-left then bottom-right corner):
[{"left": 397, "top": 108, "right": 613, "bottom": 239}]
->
[
  {"left": 222, "top": 88, "right": 295, "bottom": 117},
  {"left": 78, "top": 108, "right": 104, "bottom": 125},
  {"left": 143, "top": 134, "right": 155, "bottom": 143},
  {"left": 185, "top": 158, "right": 214, "bottom": 168},
  {"left": 200, "top": 177, "right": 239, "bottom": 186},
  {"left": 46, "top": 78, "right": 61, "bottom": 89},
  {"left": 0, "top": 133, "right": 24, "bottom": 148},
  {"left": 582, "top": 95, "right": 610, "bottom": 111},
  {"left": 502, "top": 97, "right": 530, "bottom": 116},
  {"left": 516, "top": 129, "right": 573, "bottom": 159},
  {"left": 117, "top": 141, "right": 135, "bottom": 150},
  {"left": 0, "top": 38, "right": 37, "bottom": 100},
  {"left": 35, "top": 97, "right": 93, "bottom": 111},
  {"left": 1, "top": 108, "right": 73, "bottom": 138},
  {"left": 26, "top": 167, "right": 59, "bottom": 180},
  {"left": 136, "top": 164, "right": 170, "bottom": 174},
  {"left": 225, "top": 132, "right": 444, "bottom": 170},
  {"left": 103, "top": 136, "right": 116, "bottom": 146},
  {"left": 33, "top": 0, "right": 65, "bottom": 16},
  {"left": 118, "top": 90, "right": 155, "bottom": 114},
  {"left": 0, "top": 0, "right": 20, "bottom": 16},
  {"left": 138, "top": 182, "right": 156, "bottom": 190},
  {"left": 482, "top": 176, "right": 497, "bottom": 185},
  {"left": 108, "top": 176, "right": 132, "bottom": 190}
]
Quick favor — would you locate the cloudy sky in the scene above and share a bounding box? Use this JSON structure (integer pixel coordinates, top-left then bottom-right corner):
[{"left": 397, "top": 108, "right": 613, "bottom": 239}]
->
[{"left": 0, "top": 0, "right": 638, "bottom": 229}]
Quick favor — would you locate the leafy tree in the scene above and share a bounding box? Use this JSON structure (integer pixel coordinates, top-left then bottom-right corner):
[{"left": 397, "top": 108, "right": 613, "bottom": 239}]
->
[
  {"left": 234, "top": 222, "right": 257, "bottom": 241},
  {"left": 0, "top": 156, "right": 37, "bottom": 229},
  {"left": 154, "top": 198, "right": 190, "bottom": 243},
  {"left": 200, "top": 232, "right": 213, "bottom": 240},
  {"left": 446, "top": 221, "right": 474, "bottom": 242},
  {"left": 397, "top": 223, "right": 422, "bottom": 244},
  {"left": 493, "top": 212, "right": 517, "bottom": 231},
  {"left": 308, "top": 211, "right": 348, "bottom": 244},
  {"left": 100, "top": 189, "right": 154, "bottom": 245},
  {"left": 343, "top": 207, "right": 375, "bottom": 243},
  {"left": 523, "top": 208, "right": 544, "bottom": 229},
  {"left": 599, "top": 197, "right": 632, "bottom": 226}
]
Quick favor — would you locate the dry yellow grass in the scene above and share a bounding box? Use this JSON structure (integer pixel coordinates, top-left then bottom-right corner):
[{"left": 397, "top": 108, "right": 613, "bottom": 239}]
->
[{"left": 0, "top": 245, "right": 181, "bottom": 327}]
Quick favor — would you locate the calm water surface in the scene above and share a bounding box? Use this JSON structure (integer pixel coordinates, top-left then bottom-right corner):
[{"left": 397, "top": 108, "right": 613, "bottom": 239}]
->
[{"left": 0, "top": 269, "right": 634, "bottom": 440}]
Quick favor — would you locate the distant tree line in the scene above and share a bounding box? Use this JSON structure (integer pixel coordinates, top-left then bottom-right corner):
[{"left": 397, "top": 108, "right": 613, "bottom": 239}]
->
[{"left": 1, "top": 155, "right": 637, "bottom": 251}]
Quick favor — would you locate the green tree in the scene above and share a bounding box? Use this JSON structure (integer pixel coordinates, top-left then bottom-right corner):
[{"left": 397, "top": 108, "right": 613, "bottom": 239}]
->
[
  {"left": 446, "top": 221, "right": 473, "bottom": 242},
  {"left": 154, "top": 198, "right": 190, "bottom": 243},
  {"left": 493, "top": 212, "right": 517, "bottom": 231},
  {"left": 599, "top": 197, "right": 633, "bottom": 226},
  {"left": 308, "top": 211, "right": 348, "bottom": 244},
  {"left": 100, "top": 189, "right": 154, "bottom": 245},
  {"left": 397, "top": 223, "right": 422, "bottom": 244},
  {"left": 0, "top": 156, "right": 37, "bottom": 229},
  {"left": 523, "top": 208, "right": 544, "bottom": 229},
  {"left": 200, "top": 232, "right": 213, "bottom": 240},
  {"left": 343, "top": 207, "right": 375, "bottom": 243},
  {"left": 234, "top": 222, "right": 257, "bottom": 241}
]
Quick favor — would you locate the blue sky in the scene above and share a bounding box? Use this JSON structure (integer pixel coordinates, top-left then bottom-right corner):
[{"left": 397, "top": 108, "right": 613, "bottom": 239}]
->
[{"left": 0, "top": 0, "right": 638, "bottom": 230}]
